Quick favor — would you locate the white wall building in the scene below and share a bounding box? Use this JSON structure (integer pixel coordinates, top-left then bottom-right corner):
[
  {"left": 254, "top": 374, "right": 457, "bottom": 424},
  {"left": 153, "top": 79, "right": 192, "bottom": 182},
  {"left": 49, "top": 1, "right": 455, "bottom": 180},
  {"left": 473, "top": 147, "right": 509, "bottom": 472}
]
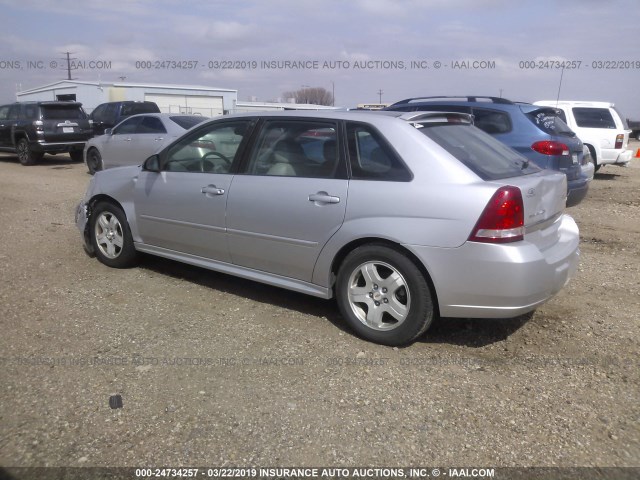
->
[
  {"left": 16, "top": 80, "right": 238, "bottom": 116},
  {"left": 233, "top": 101, "right": 340, "bottom": 113}
]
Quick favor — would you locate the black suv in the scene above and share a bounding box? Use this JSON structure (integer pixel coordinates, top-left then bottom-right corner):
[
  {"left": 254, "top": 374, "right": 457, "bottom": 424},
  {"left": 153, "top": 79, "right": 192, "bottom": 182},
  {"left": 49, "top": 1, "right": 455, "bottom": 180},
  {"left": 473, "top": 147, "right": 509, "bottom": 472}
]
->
[
  {"left": 89, "top": 101, "right": 160, "bottom": 135},
  {"left": 0, "top": 101, "right": 92, "bottom": 165}
]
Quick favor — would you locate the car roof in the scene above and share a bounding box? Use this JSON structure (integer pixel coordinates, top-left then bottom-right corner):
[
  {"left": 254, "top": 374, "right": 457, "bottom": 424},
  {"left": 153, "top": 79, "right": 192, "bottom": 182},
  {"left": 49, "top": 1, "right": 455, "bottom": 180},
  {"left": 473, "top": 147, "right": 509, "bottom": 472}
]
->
[
  {"left": 123, "top": 113, "right": 203, "bottom": 119},
  {"left": 535, "top": 100, "right": 617, "bottom": 108}
]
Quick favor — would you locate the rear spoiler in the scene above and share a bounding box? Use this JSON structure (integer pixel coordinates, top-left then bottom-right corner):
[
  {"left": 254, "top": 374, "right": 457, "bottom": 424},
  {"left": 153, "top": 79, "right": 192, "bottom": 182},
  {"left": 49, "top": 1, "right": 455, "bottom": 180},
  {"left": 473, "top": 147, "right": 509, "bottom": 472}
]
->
[{"left": 399, "top": 111, "right": 474, "bottom": 126}]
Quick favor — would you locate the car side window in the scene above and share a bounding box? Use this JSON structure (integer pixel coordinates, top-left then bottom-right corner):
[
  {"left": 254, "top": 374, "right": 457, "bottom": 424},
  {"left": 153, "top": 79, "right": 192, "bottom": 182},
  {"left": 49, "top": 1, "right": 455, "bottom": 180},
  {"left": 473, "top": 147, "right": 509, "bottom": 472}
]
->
[
  {"left": 113, "top": 117, "right": 142, "bottom": 135},
  {"left": 21, "top": 104, "right": 38, "bottom": 120},
  {"left": 137, "top": 116, "right": 167, "bottom": 134},
  {"left": 7, "top": 105, "right": 21, "bottom": 120},
  {"left": 471, "top": 108, "right": 511, "bottom": 134},
  {"left": 91, "top": 104, "right": 106, "bottom": 122},
  {"left": 556, "top": 109, "right": 568, "bottom": 124},
  {"left": 0, "top": 106, "right": 9, "bottom": 121},
  {"left": 245, "top": 120, "right": 339, "bottom": 178},
  {"left": 163, "top": 120, "right": 252, "bottom": 174},
  {"left": 346, "top": 122, "right": 411, "bottom": 181},
  {"left": 104, "top": 104, "right": 119, "bottom": 123},
  {"left": 572, "top": 107, "right": 616, "bottom": 129}
]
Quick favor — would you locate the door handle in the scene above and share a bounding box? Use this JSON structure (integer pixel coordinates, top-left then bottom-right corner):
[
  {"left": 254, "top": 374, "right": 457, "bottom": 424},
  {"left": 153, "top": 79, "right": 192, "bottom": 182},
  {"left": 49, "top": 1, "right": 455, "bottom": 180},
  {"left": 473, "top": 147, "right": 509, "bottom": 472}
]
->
[
  {"left": 154, "top": 137, "right": 164, "bottom": 141},
  {"left": 201, "top": 185, "right": 225, "bottom": 195},
  {"left": 308, "top": 192, "right": 340, "bottom": 204},
  {"left": 124, "top": 138, "right": 132, "bottom": 141}
]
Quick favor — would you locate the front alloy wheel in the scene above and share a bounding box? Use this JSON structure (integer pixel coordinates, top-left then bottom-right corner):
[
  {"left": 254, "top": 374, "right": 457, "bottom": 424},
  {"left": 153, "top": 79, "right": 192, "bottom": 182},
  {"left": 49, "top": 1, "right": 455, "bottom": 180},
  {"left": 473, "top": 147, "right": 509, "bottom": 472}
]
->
[
  {"left": 336, "top": 245, "right": 434, "bottom": 346},
  {"left": 90, "top": 202, "right": 137, "bottom": 268}
]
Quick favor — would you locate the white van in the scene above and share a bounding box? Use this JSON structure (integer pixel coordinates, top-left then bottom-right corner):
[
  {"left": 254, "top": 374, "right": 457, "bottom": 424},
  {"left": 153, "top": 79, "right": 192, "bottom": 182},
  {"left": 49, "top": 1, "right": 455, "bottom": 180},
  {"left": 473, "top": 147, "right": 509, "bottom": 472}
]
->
[{"left": 533, "top": 101, "right": 632, "bottom": 171}]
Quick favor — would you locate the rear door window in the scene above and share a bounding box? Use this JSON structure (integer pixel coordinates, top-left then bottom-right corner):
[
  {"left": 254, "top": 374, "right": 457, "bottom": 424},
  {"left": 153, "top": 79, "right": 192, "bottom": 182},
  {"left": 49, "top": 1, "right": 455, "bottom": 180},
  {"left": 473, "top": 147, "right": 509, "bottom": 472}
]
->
[
  {"left": 246, "top": 120, "right": 341, "bottom": 178},
  {"left": 419, "top": 124, "right": 540, "bottom": 180},
  {"left": 572, "top": 107, "right": 616, "bottom": 129}
]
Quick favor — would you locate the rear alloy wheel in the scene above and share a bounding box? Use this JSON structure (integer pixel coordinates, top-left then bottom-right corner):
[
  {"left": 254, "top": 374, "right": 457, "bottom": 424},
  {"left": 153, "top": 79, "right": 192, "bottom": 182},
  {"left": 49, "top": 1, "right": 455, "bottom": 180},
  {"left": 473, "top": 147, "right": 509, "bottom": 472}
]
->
[
  {"left": 90, "top": 202, "right": 138, "bottom": 268},
  {"left": 336, "top": 245, "right": 434, "bottom": 346},
  {"left": 16, "top": 139, "right": 43, "bottom": 166},
  {"left": 86, "top": 148, "right": 103, "bottom": 175}
]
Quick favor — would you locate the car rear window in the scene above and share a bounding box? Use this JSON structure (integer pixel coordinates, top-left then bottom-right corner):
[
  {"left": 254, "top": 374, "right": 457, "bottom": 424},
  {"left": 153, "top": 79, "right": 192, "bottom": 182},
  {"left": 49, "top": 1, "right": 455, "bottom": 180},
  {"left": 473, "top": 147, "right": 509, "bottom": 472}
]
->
[
  {"left": 572, "top": 107, "right": 616, "bottom": 129},
  {"left": 41, "top": 106, "right": 86, "bottom": 120},
  {"left": 525, "top": 108, "right": 575, "bottom": 136},
  {"left": 419, "top": 124, "right": 541, "bottom": 180},
  {"left": 170, "top": 115, "right": 207, "bottom": 130}
]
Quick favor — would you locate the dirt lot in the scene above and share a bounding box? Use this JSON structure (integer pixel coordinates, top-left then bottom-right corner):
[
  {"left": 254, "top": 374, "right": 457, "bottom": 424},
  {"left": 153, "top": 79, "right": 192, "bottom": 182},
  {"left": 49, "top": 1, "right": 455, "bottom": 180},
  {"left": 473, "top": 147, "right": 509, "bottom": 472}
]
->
[{"left": 0, "top": 145, "right": 638, "bottom": 473}]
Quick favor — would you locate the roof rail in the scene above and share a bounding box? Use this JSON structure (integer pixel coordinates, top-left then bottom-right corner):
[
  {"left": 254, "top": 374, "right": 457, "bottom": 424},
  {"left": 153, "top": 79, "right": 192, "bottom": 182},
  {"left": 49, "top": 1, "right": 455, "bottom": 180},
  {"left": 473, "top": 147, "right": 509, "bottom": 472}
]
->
[{"left": 391, "top": 96, "right": 514, "bottom": 106}]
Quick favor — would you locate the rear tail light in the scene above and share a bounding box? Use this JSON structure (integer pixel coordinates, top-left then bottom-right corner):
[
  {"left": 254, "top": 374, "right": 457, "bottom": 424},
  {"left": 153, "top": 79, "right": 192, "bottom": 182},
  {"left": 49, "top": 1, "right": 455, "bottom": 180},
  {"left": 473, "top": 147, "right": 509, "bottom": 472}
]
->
[
  {"left": 469, "top": 186, "right": 524, "bottom": 243},
  {"left": 531, "top": 140, "right": 569, "bottom": 156},
  {"left": 615, "top": 134, "right": 623, "bottom": 149},
  {"left": 33, "top": 120, "right": 44, "bottom": 132}
]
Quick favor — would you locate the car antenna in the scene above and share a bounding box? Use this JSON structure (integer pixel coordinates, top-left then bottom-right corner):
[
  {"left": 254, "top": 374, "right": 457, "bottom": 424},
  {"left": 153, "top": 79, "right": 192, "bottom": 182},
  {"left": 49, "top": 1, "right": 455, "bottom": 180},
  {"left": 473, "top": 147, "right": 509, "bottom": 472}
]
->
[{"left": 553, "top": 65, "right": 565, "bottom": 130}]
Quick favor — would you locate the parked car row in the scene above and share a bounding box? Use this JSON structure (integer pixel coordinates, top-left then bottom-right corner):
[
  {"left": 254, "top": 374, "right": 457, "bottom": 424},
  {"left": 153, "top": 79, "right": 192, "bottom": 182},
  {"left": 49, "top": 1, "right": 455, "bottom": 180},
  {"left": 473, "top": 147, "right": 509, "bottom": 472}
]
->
[
  {"left": 386, "top": 96, "right": 634, "bottom": 199},
  {"left": 0, "top": 101, "right": 92, "bottom": 165},
  {"left": 0, "top": 100, "right": 165, "bottom": 166},
  {"left": 76, "top": 110, "right": 580, "bottom": 346},
  {"left": 84, "top": 113, "right": 208, "bottom": 174}
]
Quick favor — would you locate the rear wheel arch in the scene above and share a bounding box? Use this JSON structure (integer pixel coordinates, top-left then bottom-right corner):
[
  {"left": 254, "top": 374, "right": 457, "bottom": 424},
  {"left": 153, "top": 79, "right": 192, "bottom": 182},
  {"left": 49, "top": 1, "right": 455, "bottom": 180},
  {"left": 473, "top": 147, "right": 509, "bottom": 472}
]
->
[
  {"left": 330, "top": 238, "right": 440, "bottom": 316},
  {"left": 585, "top": 144, "right": 600, "bottom": 171}
]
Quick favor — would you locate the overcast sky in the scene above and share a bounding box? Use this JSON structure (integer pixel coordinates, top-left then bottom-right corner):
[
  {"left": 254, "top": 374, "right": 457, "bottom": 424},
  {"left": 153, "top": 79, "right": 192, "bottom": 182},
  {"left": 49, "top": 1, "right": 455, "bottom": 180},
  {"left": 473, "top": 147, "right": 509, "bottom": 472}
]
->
[{"left": 1, "top": 0, "right": 639, "bottom": 117}]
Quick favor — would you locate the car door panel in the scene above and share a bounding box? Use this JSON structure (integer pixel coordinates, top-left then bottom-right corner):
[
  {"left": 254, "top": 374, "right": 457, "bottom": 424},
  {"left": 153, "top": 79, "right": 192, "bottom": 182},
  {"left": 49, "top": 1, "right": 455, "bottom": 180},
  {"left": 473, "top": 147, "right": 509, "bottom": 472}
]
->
[
  {"left": 133, "top": 171, "right": 232, "bottom": 261},
  {"left": 226, "top": 176, "right": 347, "bottom": 281},
  {"left": 226, "top": 119, "right": 347, "bottom": 282}
]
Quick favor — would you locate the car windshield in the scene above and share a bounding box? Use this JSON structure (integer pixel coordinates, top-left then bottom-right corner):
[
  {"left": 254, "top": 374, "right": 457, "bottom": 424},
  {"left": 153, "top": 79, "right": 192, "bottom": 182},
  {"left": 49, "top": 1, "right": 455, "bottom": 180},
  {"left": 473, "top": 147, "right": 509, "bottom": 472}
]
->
[
  {"left": 41, "top": 106, "right": 86, "bottom": 120},
  {"left": 170, "top": 115, "right": 207, "bottom": 130},
  {"left": 418, "top": 123, "right": 541, "bottom": 180}
]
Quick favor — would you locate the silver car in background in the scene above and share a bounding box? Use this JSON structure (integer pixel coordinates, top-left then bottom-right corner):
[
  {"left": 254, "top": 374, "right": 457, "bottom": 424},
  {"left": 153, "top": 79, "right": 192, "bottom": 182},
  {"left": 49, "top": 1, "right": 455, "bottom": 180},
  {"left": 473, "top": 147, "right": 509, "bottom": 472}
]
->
[
  {"left": 83, "top": 113, "right": 208, "bottom": 174},
  {"left": 76, "top": 111, "right": 580, "bottom": 346}
]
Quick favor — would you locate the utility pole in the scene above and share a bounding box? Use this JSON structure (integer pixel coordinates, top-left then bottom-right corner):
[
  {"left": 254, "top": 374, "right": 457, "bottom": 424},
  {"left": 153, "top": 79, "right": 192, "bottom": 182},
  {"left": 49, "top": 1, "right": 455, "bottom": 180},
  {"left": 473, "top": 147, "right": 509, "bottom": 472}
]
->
[
  {"left": 377, "top": 89, "right": 383, "bottom": 104},
  {"left": 331, "top": 81, "right": 335, "bottom": 106},
  {"left": 62, "top": 52, "right": 76, "bottom": 80}
]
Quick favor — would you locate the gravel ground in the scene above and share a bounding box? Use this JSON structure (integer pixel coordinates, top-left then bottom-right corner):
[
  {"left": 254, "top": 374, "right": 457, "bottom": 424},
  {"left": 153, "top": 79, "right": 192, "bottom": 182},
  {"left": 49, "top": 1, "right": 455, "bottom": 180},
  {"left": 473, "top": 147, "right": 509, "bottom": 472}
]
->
[{"left": 0, "top": 145, "right": 638, "bottom": 473}]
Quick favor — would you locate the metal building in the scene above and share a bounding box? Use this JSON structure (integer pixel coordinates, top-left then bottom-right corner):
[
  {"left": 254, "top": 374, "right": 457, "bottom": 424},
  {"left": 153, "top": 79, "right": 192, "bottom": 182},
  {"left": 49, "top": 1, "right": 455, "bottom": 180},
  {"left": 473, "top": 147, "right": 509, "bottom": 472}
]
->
[{"left": 15, "top": 80, "right": 238, "bottom": 116}]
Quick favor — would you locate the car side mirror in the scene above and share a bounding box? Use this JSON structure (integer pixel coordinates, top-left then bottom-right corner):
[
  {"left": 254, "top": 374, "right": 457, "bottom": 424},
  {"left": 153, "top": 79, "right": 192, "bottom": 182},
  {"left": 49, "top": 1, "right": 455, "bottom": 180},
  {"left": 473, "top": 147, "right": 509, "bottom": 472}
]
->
[
  {"left": 143, "top": 154, "right": 161, "bottom": 172},
  {"left": 104, "top": 128, "right": 113, "bottom": 135}
]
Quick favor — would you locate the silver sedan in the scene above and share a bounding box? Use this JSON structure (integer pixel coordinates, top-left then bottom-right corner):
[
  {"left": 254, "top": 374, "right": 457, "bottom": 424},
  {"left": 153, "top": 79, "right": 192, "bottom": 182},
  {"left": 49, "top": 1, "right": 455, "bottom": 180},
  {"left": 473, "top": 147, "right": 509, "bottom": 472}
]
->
[
  {"left": 83, "top": 113, "right": 207, "bottom": 174},
  {"left": 76, "top": 110, "right": 580, "bottom": 346}
]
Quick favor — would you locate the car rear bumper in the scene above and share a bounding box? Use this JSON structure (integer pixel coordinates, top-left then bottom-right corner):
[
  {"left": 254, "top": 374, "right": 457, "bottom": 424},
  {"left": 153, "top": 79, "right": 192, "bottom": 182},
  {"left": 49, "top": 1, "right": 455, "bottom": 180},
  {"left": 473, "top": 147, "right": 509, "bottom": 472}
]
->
[
  {"left": 566, "top": 176, "right": 589, "bottom": 207},
  {"left": 406, "top": 214, "right": 580, "bottom": 318},
  {"left": 32, "top": 141, "right": 88, "bottom": 154}
]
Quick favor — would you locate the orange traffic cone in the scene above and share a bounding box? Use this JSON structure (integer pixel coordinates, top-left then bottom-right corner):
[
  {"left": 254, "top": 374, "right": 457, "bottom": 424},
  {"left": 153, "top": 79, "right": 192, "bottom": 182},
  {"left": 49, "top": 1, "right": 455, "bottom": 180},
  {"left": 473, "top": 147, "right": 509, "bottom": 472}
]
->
[{"left": 635, "top": 148, "right": 640, "bottom": 158}]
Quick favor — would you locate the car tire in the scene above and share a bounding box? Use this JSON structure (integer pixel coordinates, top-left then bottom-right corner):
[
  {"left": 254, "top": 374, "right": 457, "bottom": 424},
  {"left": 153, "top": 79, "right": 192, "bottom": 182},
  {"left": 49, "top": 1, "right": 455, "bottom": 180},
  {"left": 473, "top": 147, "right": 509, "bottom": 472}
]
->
[
  {"left": 336, "top": 244, "right": 434, "bottom": 346},
  {"left": 90, "top": 202, "right": 138, "bottom": 268},
  {"left": 86, "top": 148, "right": 103, "bottom": 175},
  {"left": 69, "top": 150, "right": 84, "bottom": 163},
  {"left": 16, "top": 138, "right": 43, "bottom": 166}
]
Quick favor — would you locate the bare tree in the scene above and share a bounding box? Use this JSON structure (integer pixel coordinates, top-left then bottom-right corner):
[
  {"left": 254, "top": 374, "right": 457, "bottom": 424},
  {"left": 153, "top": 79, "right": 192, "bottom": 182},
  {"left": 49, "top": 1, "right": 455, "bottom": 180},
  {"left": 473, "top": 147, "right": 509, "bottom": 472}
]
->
[{"left": 282, "top": 87, "right": 334, "bottom": 106}]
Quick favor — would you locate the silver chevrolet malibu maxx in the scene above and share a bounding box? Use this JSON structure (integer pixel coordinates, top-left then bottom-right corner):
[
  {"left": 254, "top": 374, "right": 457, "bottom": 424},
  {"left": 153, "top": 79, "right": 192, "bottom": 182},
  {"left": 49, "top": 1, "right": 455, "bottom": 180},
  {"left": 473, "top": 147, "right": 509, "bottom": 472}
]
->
[{"left": 76, "top": 110, "right": 580, "bottom": 346}]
